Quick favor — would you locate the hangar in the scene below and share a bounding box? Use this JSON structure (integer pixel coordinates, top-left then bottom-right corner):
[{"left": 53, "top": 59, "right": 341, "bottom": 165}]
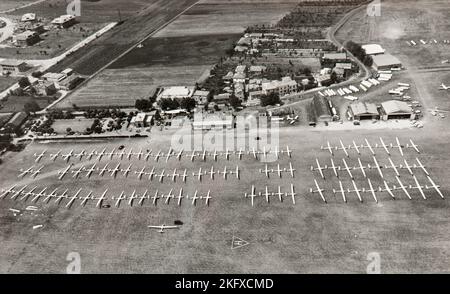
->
[
  {"left": 347, "top": 102, "right": 379, "bottom": 120},
  {"left": 372, "top": 54, "right": 402, "bottom": 71},
  {"left": 309, "top": 96, "right": 333, "bottom": 123},
  {"left": 380, "top": 100, "right": 415, "bottom": 120}
]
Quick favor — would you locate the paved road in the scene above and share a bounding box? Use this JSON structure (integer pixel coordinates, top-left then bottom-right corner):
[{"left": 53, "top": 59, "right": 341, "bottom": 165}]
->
[{"left": 0, "top": 16, "right": 14, "bottom": 43}]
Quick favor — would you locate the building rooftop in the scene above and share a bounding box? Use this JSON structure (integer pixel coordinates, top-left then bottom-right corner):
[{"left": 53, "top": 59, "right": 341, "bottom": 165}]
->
[
  {"left": 249, "top": 65, "right": 267, "bottom": 72},
  {"left": 381, "top": 100, "right": 412, "bottom": 114},
  {"left": 235, "top": 65, "right": 246, "bottom": 73},
  {"left": 362, "top": 44, "right": 385, "bottom": 55},
  {"left": 335, "top": 62, "right": 352, "bottom": 70},
  {"left": 262, "top": 77, "right": 297, "bottom": 91},
  {"left": 315, "top": 74, "right": 331, "bottom": 83},
  {"left": 135, "top": 113, "right": 147, "bottom": 122},
  {"left": 192, "top": 115, "right": 233, "bottom": 127},
  {"left": 311, "top": 96, "right": 332, "bottom": 119},
  {"left": 193, "top": 90, "right": 210, "bottom": 97},
  {"left": 349, "top": 102, "right": 378, "bottom": 116},
  {"left": 372, "top": 54, "right": 402, "bottom": 67},
  {"left": 159, "top": 86, "right": 194, "bottom": 98},
  {"left": 16, "top": 30, "right": 38, "bottom": 40},
  {"left": 42, "top": 72, "right": 66, "bottom": 81},
  {"left": 233, "top": 72, "right": 246, "bottom": 80},
  {"left": 51, "top": 15, "right": 76, "bottom": 25},
  {"left": 21, "top": 13, "right": 36, "bottom": 22}
]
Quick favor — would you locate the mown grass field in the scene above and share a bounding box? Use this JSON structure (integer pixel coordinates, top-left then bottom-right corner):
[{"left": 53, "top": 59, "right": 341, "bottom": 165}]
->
[
  {"left": 0, "top": 126, "right": 449, "bottom": 273},
  {"left": 46, "top": 0, "right": 200, "bottom": 75}
]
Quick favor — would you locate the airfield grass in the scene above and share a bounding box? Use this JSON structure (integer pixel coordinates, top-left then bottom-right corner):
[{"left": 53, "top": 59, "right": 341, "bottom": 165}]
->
[
  {"left": 335, "top": 0, "right": 450, "bottom": 69},
  {"left": 0, "top": 126, "right": 450, "bottom": 273}
]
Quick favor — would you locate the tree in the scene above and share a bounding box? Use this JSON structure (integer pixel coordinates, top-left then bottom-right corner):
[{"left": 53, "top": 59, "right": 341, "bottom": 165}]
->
[
  {"left": 229, "top": 94, "right": 241, "bottom": 109},
  {"left": 225, "top": 47, "right": 235, "bottom": 57},
  {"left": 363, "top": 55, "right": 373, "bottom": 67},
  {"left": 24, "top": 101, "right": 41, "bottom": 114},
  {"left": 18, "top": 77, "right": 30, "bottom": 89},
  {"left": 260, "top": 93, "right": 281, "bottom": 107},
  {"left": 135, "top": 99, "right": 151, "bottom": 111},
  {"left": 159, "top": 98, "right": 180, "bottom": 111},
  {"left": 179, "top": 97, "right": 196, "bottom": 112},
  {"left": 31, "top": 71, "right": 43, "bottom": 78},
  {"left": 330, "top": 71, "right": 338, "bottom": 84},
  {"left": 66, "top": 127, "right": 72, "bottom": 134}
]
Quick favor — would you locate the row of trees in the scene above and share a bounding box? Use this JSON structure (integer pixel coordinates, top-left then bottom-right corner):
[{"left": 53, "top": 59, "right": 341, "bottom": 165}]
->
[
  {"left": 260, "top": 93, "right": 281, "bottom": 107},
  {"left": 345, "top": 41, "right": 373, "bottom": 67},
  {"left": 158, "top": 98, "right": 196, "bottom": 112}
]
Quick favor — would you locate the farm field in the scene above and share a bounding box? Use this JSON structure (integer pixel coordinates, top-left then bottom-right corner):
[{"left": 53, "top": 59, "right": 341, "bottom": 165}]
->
[
  {"left": 8, "top": 0, "right": 157, "bottom": 24},
  {"left": 55, "top": 65, "right": 211, "bottom": 108},
  {"left": 0, "top": 21, "right": 106, "bottom": 60},
  {"left": 55, "top": 0, "right": 300, "bottom": 108},
  {"left": 0, "top": 126, "right": 450, "bottom": 273},
  {"left": 0, "top": 95, "right": 55, "bottom": 113},
  {"left": 111, "top": 33, "right": 239, "bottom": 69},
  {"left": 0, "top": 0, "right": 37, "bottom": 13},
  {"left": 43, "top": 0, "right": 199, "bottom": 75},
  {"left": 154, "top": 0, "right": 300, "bottom": 38},
  {"left": 0, "top": 76, "right": 17, "bottom": 93}
]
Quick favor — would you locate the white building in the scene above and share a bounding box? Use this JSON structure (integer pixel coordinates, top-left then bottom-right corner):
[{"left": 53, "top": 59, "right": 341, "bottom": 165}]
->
[
  {"left": 42, "top": 72, "right": 67, "bottom": 83},
  {"left": 192, "top": 90, "right": 210, "bottom": 105},
  {"left": 158, "top": 86, "right": 194, "bottom": 100},
  {"left": 380, "top": 100, "right": 414, "bottom": 120},
  {"left": 0, "top": 59, "right": 28, "bottom": 75},
  {"left": 372, "top": 54, "right": 402, "bottom": 71},
  {"left": 235, "top": 65, "right": 246, "bottom": 73},
  {"left": 193, "top": 115, "right": 234, "bottom": 130},
  {"left": 262, "top": 77, "right": 298, "bottom": 97},
  {"left": 21, "top": 13, "right": 36, "bottom": 22},
  {"left": 51, "top": 15, "right": 76, "bottom": 28},
  {"left": 362, "top": 44, "right": 386, "bottom": 55}
]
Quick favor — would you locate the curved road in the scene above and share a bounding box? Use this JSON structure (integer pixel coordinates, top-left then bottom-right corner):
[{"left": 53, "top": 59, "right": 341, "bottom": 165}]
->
[{"left": 0, "top": 16, "right": 14, "bottom": 44}]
